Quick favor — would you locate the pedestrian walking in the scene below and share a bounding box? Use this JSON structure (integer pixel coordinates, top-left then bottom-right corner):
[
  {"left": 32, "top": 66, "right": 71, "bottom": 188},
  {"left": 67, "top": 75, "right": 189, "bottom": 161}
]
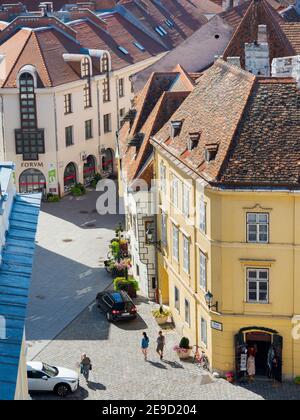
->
[
  {"left": 80, "top": 353, "right": 92, "bottom": 383},
  {"left": 141, "top": 332, "right": 150, "bottom": 361},
  {"left": 156, "top": 331, "right": 166, "bottom": 361}
]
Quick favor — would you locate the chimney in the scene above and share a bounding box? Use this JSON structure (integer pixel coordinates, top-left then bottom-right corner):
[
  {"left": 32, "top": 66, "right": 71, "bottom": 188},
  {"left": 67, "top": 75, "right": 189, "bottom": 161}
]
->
[
  {"left": 170, "top": 121, "right": 182, "bottom": 139},
  {"left": 227, "top": 57, "right": 241, "bottom": 68},
  {"left": 245, "top": 25, "right": 270, "bottom": 76},
  {"left": 222, "top": 0, "right": 233, "bottom": 11},
  {"left": 272, "top": 55, "right": 300, "bottom": 88}
]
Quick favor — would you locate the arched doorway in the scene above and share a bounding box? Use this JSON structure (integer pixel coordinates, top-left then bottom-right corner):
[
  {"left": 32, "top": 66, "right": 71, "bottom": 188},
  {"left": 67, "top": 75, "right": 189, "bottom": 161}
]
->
[
  {"left": 83, "top": 155, "right": 96, "bottom": 186},
  {"left": 19, "top": 169, "right": 46, "bottom": 194},
  {"left": 102, "top": 148, "right": 114, "bottom": 176},
  {"left": 64, "top": 162, "right": 77, "bottom": 193},
  {"left": 235, "top": 327, "right": 283, "bottom": 382}
]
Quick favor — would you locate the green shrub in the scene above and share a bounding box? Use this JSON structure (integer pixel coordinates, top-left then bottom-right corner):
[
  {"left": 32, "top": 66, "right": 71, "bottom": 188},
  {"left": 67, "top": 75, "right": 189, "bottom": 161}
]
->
[
  {"left": 47, "top": 194, "right": 60, "bottom": 203},
  {"left": 295, "top": 376, "right": 300, "bottom": 385},
  {"left": 152, "top": 306, "right": 172, "bottom": 318},
  {"left": 71, "top": 186, "right": 83, "bottom": 197},
  {"left": 114, "top": 276, "right": 140, "bottom": 292},
  {"left": 179, "top": 337, "right": 190, "bottom": 349}
]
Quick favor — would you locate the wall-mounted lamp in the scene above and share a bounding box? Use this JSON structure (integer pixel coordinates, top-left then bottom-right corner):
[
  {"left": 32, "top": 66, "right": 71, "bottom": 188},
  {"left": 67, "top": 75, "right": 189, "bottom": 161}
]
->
[{"left": 205, "top": 291, "right": 219, "bottom": 313}]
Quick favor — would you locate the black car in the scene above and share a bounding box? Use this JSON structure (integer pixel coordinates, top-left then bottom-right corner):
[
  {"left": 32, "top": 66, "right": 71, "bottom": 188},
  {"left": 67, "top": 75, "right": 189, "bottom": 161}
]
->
[{"left": 96, "top": 290, "right": 137, "bottom": 322}]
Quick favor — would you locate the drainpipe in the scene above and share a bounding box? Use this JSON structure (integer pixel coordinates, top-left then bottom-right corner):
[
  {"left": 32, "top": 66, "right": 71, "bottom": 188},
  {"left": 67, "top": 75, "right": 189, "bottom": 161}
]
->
[
  {"left": 52, "top": 92, "right": 60, "bottom": 196},
  {"left": 0, "top": 95, "right": 6, "bottom": 160},
  {"left": 96, "top": 79, "right": 101, "bottom": 172},
  {"left": 152, "top": 149, "right": 160, "bottom": 304}
]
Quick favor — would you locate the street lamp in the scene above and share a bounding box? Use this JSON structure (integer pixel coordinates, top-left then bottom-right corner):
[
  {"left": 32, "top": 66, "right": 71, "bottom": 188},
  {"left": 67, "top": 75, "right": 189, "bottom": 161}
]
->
[{"left": 205, "top": 291, "right": 219, "bottom": 313}]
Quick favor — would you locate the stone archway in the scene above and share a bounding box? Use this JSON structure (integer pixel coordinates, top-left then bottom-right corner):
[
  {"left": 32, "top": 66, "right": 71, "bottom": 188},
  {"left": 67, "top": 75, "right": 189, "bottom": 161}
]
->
[
  {"left": 64, "top": 162, "right": 77, "bottom": 193},
  {"left": 83, "top": 155, "right": 97, "bottom": 186},
  {"left": 19, "top": 169, "right": 46, "bottom": 194}
]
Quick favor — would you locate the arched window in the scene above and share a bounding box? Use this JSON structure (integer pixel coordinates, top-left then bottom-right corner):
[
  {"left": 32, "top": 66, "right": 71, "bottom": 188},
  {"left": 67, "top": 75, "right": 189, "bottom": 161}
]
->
[
  {"left": 81, "top": 57, "right": 90, "bottom": 78},
  {"left": 19, "top": 72, "right": 36, "bottom": 129},
  {"left": 101, "top": 53, "right": 109, "bottom": 73},
  {"left": 64, "top": 162, "right": 77, "bottom": 192},
  {"left": 19, "top": 169, "right": 46, "bottom": 194}
]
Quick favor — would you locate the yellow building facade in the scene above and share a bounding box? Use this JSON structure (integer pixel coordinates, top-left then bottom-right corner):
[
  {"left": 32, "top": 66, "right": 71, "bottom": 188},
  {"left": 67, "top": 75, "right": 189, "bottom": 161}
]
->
[{"left": 155, "top": 152, "right": 300, "bottom": 381}]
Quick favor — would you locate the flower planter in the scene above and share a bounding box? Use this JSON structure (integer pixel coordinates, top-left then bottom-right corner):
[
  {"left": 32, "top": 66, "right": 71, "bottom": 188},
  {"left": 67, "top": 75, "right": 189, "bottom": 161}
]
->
[
  {"left": 155, "top": 316, "right": 168, "bottom": 325},
  {"left": 175, "top": 348, "right": 192, "bottom": 359}
]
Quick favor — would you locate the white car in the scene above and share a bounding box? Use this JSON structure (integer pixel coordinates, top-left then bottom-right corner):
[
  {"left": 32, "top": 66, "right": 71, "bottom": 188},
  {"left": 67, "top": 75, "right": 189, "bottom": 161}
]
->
[{"left": 27, "top": 361, "right": 79, "bottom": 397}]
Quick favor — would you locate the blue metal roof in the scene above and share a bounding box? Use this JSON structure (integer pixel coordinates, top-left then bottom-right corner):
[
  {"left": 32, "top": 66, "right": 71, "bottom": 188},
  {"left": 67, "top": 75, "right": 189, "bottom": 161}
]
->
[{"left": 0, "top": 193, "right": 41, "bottom": 400}]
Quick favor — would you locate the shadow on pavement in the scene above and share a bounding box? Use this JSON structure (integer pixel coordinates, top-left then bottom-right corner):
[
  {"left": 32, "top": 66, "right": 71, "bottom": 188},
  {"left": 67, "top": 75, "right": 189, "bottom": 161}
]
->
[
  {"left": 147, "top": 361, "right": 168, "bottom": 370},
  {"left": 87, "top": 381, "right": 107, "bottom": 391},
  {"left": 114, "top": 314, "right": 148, "bottom": 331},
  {"left": 41, "top": 189, "right": 125, "bottom": 231},
  {"left": 163, "top": 360, "right": 184, "bottom": 369}
]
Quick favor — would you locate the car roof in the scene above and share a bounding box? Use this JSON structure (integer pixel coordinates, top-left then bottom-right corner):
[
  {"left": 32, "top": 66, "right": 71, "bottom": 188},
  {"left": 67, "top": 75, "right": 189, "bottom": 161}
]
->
[{"left": 27, "top": 361, "right": 43, "bottom": 371}]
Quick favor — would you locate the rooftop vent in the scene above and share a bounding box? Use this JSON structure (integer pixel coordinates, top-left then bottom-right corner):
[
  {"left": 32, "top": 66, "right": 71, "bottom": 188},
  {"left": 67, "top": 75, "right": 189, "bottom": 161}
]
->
[
  {"left": 205, "top": 144, "right": 219, "bottom": 162},
  {"left": 170, "top": 120, "right": 183, "bottom": 139},
  {"left": 188, "top": 132, "right": 201, "bottom": 151}
]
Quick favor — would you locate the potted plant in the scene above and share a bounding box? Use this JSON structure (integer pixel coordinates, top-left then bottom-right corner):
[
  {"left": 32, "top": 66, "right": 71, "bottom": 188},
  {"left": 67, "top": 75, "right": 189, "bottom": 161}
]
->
[
  {"left": 152, "top": 305, "right": 172, "bottom": 325},
  {"left": 225, "top": 372, "right": 234, "bottom": 383},
  {"left": 114, "top": 276, "right": 139, "bottom": 299},
  {"left": 174, "top": 337, "right": 192, "bottom": 359},
  {"left": 47, "top": 193, "right": 60, "bottom": 203}
]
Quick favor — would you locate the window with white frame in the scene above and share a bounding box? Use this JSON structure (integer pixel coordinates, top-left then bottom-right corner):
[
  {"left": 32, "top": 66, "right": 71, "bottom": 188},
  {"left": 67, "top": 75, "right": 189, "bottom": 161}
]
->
[
  {"left": 199, "top": 251, "right": 207, "bottom": 291},
  {"left": 175, "top": 286, "right": 180, "bottom": 312},
  {"left": 185, "top": 299, "right": 190, "bottom": 326},
  {"left": 199, "top": 197, "right": 206, "bottom": 233},
  {"left": 247, "top": 268, "right": 269, "bottom": 303},
  {"left": 160, "top": 162, "right": 167, "bottom": 194},
  {"left": 201, "top": 317, "right": 208, "bottom": 348},
  {"left": 183, "top": 184, "right": 190, "bottom": 219},
  {"left": 247, "top": 213, "right": 269, "bottom": 243},
  {"left": 171, "top": 176, "right": 180, "bottom": 209},
  {"left": 183, "top": 235, "right": 190, "bottom": 274},
  {"left": 172, "top": 225, "right": 179, "bottom": 261},
  {"left": 161, "top": 211, "right": 167, "bottom": 247}
]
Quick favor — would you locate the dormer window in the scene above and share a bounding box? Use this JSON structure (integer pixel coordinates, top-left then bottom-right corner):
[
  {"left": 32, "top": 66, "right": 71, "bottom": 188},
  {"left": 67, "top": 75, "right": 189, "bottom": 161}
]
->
[
  {"left": 188, "top": 132, "right": 200, "bottom": 151},
  {"left": 170, "top": 120, "right": 182, "bottom": 138},
  {"left": 205, "top": 144, "right": 219, "bottom": 162},
  {"left": 81, "top": 57, "right": 90, "bottom": 78}
]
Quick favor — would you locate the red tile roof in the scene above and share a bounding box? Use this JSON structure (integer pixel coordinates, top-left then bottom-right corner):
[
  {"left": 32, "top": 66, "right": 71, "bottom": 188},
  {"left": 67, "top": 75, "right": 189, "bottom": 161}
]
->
[
  {"left": 118, "top": 0, "right": 208, "bottom": 49},
  {"left": 70, "top": 12, "right": 167, "bottom": 70},
  {"left": 151, "top": 59, "right": 300, "bottom": 188},
  {"left": 223, "top": 0, "right": 294, "bottom": 68},
  {"left": 120, "top": 67, "right": 194, "bottom": 184}
]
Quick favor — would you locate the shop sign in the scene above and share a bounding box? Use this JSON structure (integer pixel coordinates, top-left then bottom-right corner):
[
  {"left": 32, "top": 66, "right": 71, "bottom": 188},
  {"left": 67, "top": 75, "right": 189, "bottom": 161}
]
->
[
  {"left": 48, "top": 164, "right": 57, "bottom": 188},
  {"left": 21, "top": 162, "right": 44, "bottom": 168},
  {"left": 211, "top": 321, "right": 223, "bottom": 332},
  {"left": 240, "top": 353, "right": 247, "bottom": 372}
]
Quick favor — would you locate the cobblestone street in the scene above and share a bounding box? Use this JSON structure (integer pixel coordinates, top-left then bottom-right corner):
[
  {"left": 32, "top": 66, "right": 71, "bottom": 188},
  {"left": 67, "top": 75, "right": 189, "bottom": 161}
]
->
[{"left": 31, "top": 298, "right": 300, "bottom": 401}]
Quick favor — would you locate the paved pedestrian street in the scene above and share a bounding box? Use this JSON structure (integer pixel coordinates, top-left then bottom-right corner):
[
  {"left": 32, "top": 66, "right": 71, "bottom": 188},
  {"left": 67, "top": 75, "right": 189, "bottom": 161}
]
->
[
  {"left": 27, "top": 191, "right": 300, "bottom": 401},
  {"left": 28, "top": 296, "right": 299, "bottom": 401}
]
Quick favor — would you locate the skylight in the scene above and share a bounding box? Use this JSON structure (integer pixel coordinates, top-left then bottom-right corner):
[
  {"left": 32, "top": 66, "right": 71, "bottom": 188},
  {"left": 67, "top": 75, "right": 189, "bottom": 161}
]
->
[
  {"left": 165, "top": 19, "right": 174, "bottom": 28},
  {"left": 155, "top": 26, "right": 167, "bottom": 37},
  {"left": 133, "top": 41, "right": 145, "bottom": 52},
  {"left": 118, "top": 46, "right": 129, "bottom": 55}
]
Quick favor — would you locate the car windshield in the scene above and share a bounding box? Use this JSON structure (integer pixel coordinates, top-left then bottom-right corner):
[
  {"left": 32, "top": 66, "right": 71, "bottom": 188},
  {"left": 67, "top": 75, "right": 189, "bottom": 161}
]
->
[{"left": 42, "top": 363, "right": 58, "bottom": 378}]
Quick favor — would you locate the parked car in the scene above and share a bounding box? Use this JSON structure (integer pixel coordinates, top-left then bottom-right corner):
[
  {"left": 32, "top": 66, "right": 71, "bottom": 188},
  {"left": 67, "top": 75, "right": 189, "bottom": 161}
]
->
[
  {"left": 96, "top": 290, "right": 137, "bottom": 322},
  {"left": 27, "top": 361, "right": 79, "bottom": 397}
]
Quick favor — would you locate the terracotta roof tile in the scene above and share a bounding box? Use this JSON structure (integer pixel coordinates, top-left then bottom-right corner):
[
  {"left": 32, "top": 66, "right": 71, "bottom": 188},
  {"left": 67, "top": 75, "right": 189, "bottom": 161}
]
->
[
  {"left": 152, "top": 59, "right": 300, "bottom": 188},
  {"left": 281, "top": 22, "right": 300, "bottom": 53},
  {"left": 223, "top": 0, "right": 294, "bottom": 68}
]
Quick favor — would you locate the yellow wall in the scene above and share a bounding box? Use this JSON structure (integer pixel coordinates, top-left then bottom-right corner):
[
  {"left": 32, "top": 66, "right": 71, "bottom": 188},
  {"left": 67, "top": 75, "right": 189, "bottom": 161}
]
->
[{"left": 155, "top": 149, "right": 300, "bottom": 380}]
